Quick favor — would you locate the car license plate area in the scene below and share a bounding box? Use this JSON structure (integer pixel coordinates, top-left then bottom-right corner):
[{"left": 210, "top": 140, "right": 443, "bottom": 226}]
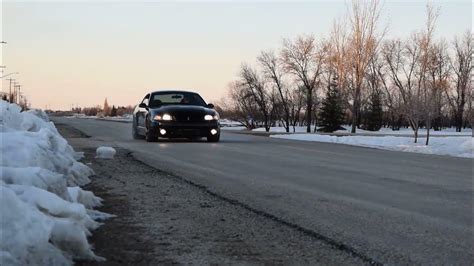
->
[
  {"left": 175, "top": 113, "right": 202, "bottom": 123},
  {"left": 171, "top": 129, "right": 201, "bottom": 136}
]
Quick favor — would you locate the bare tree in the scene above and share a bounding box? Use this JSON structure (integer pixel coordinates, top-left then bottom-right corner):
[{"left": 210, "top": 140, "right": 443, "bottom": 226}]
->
[
  {"left": 239, "top": 64, "right": 274, "bottom": 132},
  {"left": 467, "top": 84, "right": 474, "bottom": 129},
  {"left": 228, "top": 81, "right": 259, "bottom": 129},
  {"left": 281, "top": 35, "right": 325, "bottom": 133},
  {"left": 287, "top": 86, "right": 305, "bottom": 132},
  {"left": 345, "top": 0, "right": 384, "bottom": 133},
  {"left": 425, "top": 40, "right": 450, "bottom": 135},
  {"left": 383, "top": 4, "right": 442, "bottom": 144},
  {"left": 375, "top": 55, "right": 403, "bottom": 130},
  {"left": 383, "top": 38, "right": 424, "bottom": 143},
  {"left": 258, "top": 50, "right": 291, "bottom": 132},
  {"left": 447, "top": 31, "right": 473, "bottom": 132},
  {"left": 418, "top": 4, "right": 439, "bottom": 145}
]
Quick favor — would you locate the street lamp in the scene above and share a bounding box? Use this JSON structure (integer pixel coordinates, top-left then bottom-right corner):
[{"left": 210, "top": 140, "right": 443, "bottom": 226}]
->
[{"left": 0, "top": 72, "right": 19, "bottom": 79}]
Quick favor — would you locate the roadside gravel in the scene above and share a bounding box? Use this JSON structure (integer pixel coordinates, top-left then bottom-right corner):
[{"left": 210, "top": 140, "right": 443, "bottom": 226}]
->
[{"left": 56, "top": 123, "right": 365, "bottom": 265}]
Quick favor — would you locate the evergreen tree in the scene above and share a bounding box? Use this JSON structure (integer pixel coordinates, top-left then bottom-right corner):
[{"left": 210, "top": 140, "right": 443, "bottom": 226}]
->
[
  {"left": 365, "top": 91, "right": 383, "bottom": 131},
  {"left": 318, "top": 83, "right": 345, "bottom": 132},
  {"left": 110, "top": 105, "right": 117, "bottom": 117},
  {"left": 103, "top": 98, "right": 110, "bottom": 116}
]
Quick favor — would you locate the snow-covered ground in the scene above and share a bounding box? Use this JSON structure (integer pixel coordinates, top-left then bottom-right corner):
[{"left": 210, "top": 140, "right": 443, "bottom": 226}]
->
[
  {"left": 253, "top": 126, "right": 308, "bottom": 133},
  {"left": 335, "top": 126, "right": 472, "bottom": 136},
  {"left": 219, "top": 119, "right": 243, "bottom": 127},
  {"left": 71, "top": 113, "right": 133, "bottom": 122},
  {"left": 254, "top": 125, "right": 472, "bottom": 136},
  {"left": 271, "top": 134, "right": 473, "bottom": 158},
  {"left": 0, "top": 101, "right": 111, "bottom": 265}
]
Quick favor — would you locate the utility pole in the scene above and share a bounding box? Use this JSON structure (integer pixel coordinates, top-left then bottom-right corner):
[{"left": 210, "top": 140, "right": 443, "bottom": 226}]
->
[
  {"left": 6, "top": 78, "right": 14, "bottom": 103},
  {"left": 13, "top": 82, "right": 18, "bottom": 103},
  {"left": 0, "top": 41, "right": 6, "bottom": 69},
  {"left": 16, "top": 84, "right": 21, "bottom": 105}
]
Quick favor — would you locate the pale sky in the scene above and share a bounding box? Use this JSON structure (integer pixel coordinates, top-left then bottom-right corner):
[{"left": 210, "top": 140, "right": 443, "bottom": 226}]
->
[{"left": 1, "top": 0, "right": 472, "bottom": 110}]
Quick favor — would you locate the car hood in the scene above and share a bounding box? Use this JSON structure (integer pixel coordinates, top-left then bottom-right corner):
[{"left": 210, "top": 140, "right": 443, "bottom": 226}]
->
[{"left": 150, "top": 105, "right": 214, "bottom": 115}]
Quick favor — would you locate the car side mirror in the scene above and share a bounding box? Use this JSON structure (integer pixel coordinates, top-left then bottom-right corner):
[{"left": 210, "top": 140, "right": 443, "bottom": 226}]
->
[
  {"left": 139, "top": 103, "right": 148, "bottom": 108},
  {"left": 207, "top": 103, "right": 215, "bottom": 109}
]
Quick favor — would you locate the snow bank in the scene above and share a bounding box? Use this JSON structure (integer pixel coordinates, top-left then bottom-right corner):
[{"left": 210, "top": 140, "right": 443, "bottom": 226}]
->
[
  {"left": 334, "top": 126, "right": 473, "bottom": 136},
  {"left": 271, "top": 134, "right": 473, "bottom": 158},
  {"left": 0, "top": 100, "right": 110, "bottom": 265},
  {"left": 254, "top": 125, "right": 472, "bottom": 136},
  {"left": 71, "top": 113, "right": 133, "bottom": 122},
  {"left": 96, "top": 146, "right": 116, "bottom": 159},
  {"left": 253, "top": 126, "right": 309, "bottom": 133}
]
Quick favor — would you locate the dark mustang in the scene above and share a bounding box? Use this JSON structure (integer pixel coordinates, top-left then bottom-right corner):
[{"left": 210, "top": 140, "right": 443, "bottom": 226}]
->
[{"left": 132, "top": 90, "right": 220, "bottom": 142}]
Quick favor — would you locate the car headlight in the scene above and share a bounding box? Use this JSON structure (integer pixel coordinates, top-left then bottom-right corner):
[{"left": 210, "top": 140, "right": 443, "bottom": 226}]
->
[
  {"left": 162, "top": 114, "right": 172, "bottom": 121},
  {"left": 204, "top": 114, "right": 219, "bottom": 121},
  {"left": 154, "top": 114, "right": 173, "bottom": 121}
]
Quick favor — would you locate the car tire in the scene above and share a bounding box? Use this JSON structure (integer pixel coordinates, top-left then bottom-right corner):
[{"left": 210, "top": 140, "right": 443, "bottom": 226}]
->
[
  {"left": 145, "top": 118, "right": 157, "bottom": 142},
  {"left": 145, "top": 130, "right": 157, "bottom": 142},
  {"left": 207, "top": 134, "right": 220, "bottom": 142},
  {"left": 132, "top": 119, "right": 144, "bottom": 139}
]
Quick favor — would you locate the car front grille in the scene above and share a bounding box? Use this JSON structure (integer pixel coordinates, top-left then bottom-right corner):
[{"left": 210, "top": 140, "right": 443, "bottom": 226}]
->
[{"left": 174, "top": 112, "right": 203, "bottom": 123}]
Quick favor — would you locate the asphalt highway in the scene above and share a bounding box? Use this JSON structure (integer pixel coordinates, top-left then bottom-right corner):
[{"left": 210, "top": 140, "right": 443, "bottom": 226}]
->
[{"left": 53, "top": 117, "right": 473, "bottom": 265}]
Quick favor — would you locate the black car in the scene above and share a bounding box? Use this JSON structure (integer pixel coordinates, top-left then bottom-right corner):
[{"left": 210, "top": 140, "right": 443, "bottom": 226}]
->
[{"left": 132, "top": 90, "right": 220, "bottom": 142}]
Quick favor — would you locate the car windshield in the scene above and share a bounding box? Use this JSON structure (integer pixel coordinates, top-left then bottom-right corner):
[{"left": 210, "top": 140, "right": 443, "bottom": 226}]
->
[{"left": 149, "top": 92, "right": 207, "bottom": 107}]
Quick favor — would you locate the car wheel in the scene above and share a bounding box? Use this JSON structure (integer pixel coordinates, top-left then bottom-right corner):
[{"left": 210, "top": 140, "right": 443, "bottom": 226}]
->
[
  {"left": 145, "top": 130, "right": 157, "bottom": 142},
  {"left": 132, "top": 119, "right": 144, "bottom": 139},
  {"left": 145, "top": 118, "right": 157, "bottom": 142},
  {"left": 207, "top": 134, "right": 220, "bottom": 142}
]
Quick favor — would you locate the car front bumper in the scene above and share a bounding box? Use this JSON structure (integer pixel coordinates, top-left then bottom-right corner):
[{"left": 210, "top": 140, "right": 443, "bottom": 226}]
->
[{"left": 150, "top": 121, "right": 220, "bottom": 138}]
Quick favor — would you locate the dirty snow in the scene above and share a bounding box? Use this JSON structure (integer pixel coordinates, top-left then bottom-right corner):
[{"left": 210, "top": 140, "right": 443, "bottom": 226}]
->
[
  {"left": 270, "top": 134, "right": 473, "bottom": 158},
  {"left": 96, "top": 146, "right": 116, "bottom": 159},
  {"left": 0, "top": 100, "right": 111, "bottom": 265}
]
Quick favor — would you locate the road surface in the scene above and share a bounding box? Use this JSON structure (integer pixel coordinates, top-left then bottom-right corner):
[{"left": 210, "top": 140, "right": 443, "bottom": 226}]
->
[{"left": 53, "top": 117, "right": 473, "bottom": 265}]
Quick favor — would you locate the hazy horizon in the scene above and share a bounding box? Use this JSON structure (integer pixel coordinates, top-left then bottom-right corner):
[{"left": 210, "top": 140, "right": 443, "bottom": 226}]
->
[{"left": 2, "top": 0, "right": 472, "bottom": 110}]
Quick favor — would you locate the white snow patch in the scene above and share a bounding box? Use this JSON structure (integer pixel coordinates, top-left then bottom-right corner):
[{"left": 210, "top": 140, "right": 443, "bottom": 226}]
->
[
  {"left": 253, "top": 125, "right": 472, "bottom": 136},
  {"left": 253, "top": 126, "right": 309, "bottom": 133},
  {"left": 271, "top": 134, "right": 473, "bottom": 158},
  {"left": 71, "top": 114, "right": 133, "bottom": 122},
  {"left": 221, "top": 126, "right": 248, "bottom": 131},
  {"left": 0, "top": 100, "right": 111, "bottom": 265},
  {"left": 335, "top": 126, "right": 473, "bottom": 136},
  {"left": 96, "top": 146, "right": 116, "bottom": 159}
]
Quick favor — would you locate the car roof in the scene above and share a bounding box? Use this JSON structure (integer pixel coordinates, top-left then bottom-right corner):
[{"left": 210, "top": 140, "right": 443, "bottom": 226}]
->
[{"left": 149, "top": 90, "right": 198, "bottom": 95}]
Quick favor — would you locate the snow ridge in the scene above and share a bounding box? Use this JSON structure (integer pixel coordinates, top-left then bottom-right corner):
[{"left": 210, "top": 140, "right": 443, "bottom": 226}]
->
[{"left": 0, "top": 101, "right": 111, "bottom": 265}]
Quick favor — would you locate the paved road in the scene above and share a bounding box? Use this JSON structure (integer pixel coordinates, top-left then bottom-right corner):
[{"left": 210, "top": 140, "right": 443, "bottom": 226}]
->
[{"left": 53, "top": 117, "right": 473, "bottom": 265}]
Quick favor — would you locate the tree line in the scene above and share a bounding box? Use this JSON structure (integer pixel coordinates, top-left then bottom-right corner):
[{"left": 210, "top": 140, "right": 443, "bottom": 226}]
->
[
  {"left": 71, "top": 98, "right": 134, "bottom": 117},
  {"left": 219, "top": 1, "right": 472, "bottom": 145}
]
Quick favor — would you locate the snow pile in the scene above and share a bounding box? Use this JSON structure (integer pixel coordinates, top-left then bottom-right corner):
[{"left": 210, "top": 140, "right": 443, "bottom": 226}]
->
[
  {"left": 96, "top": 146, "right": 116, "bottom": 159},
  {"left": 0, "top": 100, "right": 111, "bottom": 265},
  {"left": 271, "top": 134, "right": 473, "bottom": 158}
]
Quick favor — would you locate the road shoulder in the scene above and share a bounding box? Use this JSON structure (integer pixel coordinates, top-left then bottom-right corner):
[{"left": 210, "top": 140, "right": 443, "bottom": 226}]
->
[{"left": 56, "top": 123, "right": 365, "bottom": 265}]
